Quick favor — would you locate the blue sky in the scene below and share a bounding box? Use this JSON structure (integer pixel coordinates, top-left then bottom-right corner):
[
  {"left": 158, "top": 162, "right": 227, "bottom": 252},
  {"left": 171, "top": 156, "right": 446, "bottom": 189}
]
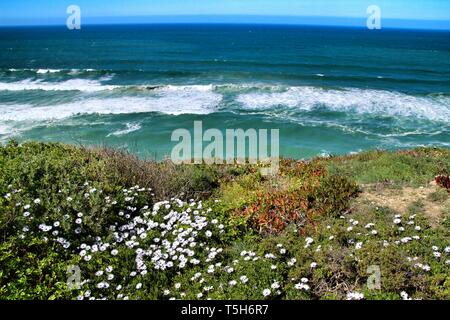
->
[{"left": 1, "top": 0, "right": 449, "bottom": 29}]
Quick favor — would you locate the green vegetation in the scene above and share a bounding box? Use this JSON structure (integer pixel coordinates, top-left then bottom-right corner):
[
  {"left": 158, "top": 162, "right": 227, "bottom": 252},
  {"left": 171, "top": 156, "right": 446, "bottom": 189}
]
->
[
  {"left": 325, "top": 148, "right": 450, "bottom": 187},
  {"left": 428, "top": 189, "right": 449, "bottom": 203},
  {"left": 0, "top": 141, "right": 449, "bottom": 300}
]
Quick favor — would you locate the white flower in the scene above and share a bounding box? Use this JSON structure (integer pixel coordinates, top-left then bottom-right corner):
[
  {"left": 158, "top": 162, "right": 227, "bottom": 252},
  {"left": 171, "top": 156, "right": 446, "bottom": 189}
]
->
[
  {"left": 301, "top": 277, "right": 309, "bottom": 283},
  {"left": 262, "top": 289, "right": 271, "bottom": 297},
  {"left": 97, "top": 282, "right": 109, "bottom": 289},
  {"left": 414, "top": 263, "right": 431, "bottom": 272},
  {"left": 355, "top": 242, "right": 363, "bottom": 250},
  {"left": 401, "top": 237, "right": 412, "bottom": 243},
  {"left": 304, "top": 237, "right": 314, "bottom": 248},
  {"left": 294, "top": 283, "right": 310, "bottom": 291},
  {"left": 205, "top": 230, "right": 212, "bottom": 238},
  {"left": 240, "top": 276, "right": 248, "bottom": 284},
  {"left": 371, "top": 230, "right": 378, "bottom": 235},
  {"left": 400, "top": 291, "right": 411, "bottom": 300},
  {"left": 33, "top": 198, "right": 41, "bottom": 204},
  {"left": 175, "top": 283, "right": 181, "bottom": 289},
  {"left": 229, "top": 280, "right": 237, "bottom": 286},
  {"left": 23, "top": 211, "right": 30, "bottom": 217},
  {"left": 393, "top": 218, "right": 401, "bottom": 224},
  {"left": 136, "top": 283, "right": 142, "bottom": 289},
  {"left": 347, "top": 226, "right": 353, "bottom": 232},
  {"left": 310, "top": 262, "right": 317, "bottom": 268},
  {"left": 271, "top": 281, "right": 280, "bottom": 289},
  {"left": 346, "top": 292, "right": 364, "bottom": 300},
  {"left": 197, "top": 293, "right": 203, "bottom": 298},
  {"left": 225, "top": 267, "right": 234, "bottom": 273},
  {"left": 111, "top": 249, "right": 119, "bottom": 256},
  {"left": 287, "top": 258, "right": 297, "bottom": 266}
]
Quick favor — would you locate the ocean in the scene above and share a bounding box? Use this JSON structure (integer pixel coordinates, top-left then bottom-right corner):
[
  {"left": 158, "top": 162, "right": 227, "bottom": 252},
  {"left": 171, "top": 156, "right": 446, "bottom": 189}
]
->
[{"left": 0, "top": 24, "right": 449, "bottom": 159}]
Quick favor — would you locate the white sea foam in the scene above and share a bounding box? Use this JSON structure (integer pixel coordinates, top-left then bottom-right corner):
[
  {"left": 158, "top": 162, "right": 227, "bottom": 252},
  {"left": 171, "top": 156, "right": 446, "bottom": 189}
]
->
[
  {"left": 1, "top": 82, "right": 448, "bottom": 123},
  {"left": 68, "top": 68, "right": 97, "bottom": 75},
  {"left": 36, "top": 69, "right": 61, "bottom": 74},
  {"left": 0, "top": 79, "right": 117, "bottom": 92},
  {"left": 107, "top": 122, "right": 142, "bottom": 137},
  {"left": 236, "top": 86, "right": 450, "bottom": 122},
  {"left": 0, "top": 123, "right": 22, "bottom": 141},
  {"left": 0, "top": 124, "right": 11, "bottom": 135},
  {"left": 5, "top": 68, "right": 98, "bottom": 74},
  {"left": 0, "top": 86, "right": 222, "bottom": 121}
]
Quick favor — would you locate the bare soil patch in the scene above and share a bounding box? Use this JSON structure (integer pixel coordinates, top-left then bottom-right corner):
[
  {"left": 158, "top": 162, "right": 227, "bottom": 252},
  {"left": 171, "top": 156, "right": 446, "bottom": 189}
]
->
[{"left": 356, "top": 181, "right": 449, "bottom": 226}]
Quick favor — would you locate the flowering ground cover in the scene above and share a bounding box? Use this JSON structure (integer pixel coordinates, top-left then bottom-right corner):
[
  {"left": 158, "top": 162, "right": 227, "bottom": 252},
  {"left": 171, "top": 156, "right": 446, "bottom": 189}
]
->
[{"left": 0, "top": 142, "right": 449, "bottom": 300}]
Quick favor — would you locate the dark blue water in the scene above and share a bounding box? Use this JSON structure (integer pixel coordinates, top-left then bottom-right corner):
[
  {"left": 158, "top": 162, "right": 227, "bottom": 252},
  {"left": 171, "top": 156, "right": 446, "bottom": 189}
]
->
[{"left": 0, "top": 24, "right": 449, "bottom": 158}]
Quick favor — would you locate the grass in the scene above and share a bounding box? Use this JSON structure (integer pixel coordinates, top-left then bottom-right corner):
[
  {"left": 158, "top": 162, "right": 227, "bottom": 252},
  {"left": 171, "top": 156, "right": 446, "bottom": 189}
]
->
[
  {"left": 428, "top": 189, "right": 449, "bottom": 203},
  {"left": 0, "top": 141, "right": 448, "bottom": 300},
  {"left": 325, "top": 148, "right": 450, "bottom": 187}
]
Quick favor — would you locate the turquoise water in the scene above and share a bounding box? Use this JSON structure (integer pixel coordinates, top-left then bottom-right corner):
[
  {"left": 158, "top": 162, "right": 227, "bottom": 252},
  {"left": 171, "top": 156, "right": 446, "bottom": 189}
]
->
[{"left": 0, "top": 24, "right": 449, "bottom": 159}]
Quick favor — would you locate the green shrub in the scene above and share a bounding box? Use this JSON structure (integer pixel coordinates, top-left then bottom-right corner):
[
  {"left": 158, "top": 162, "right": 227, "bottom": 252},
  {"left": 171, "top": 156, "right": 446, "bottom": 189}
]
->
[{"left": 0, "top": 142, "right": 448, "bottom": 300}]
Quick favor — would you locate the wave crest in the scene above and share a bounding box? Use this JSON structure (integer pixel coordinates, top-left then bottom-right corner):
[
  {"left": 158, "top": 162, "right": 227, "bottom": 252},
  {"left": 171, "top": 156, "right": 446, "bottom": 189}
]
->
[{"left": 236, "top": 86, "right": 450, "bottom": 122}]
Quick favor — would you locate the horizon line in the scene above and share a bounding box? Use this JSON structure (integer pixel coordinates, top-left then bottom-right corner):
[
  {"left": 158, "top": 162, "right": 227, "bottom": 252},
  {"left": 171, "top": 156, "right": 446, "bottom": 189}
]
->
[
  {"left": 1, "top": 15, "right": 449, "bottom": 30},
  {"left": 2, "top": 23, "right": 450, "bottom": 33}
]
